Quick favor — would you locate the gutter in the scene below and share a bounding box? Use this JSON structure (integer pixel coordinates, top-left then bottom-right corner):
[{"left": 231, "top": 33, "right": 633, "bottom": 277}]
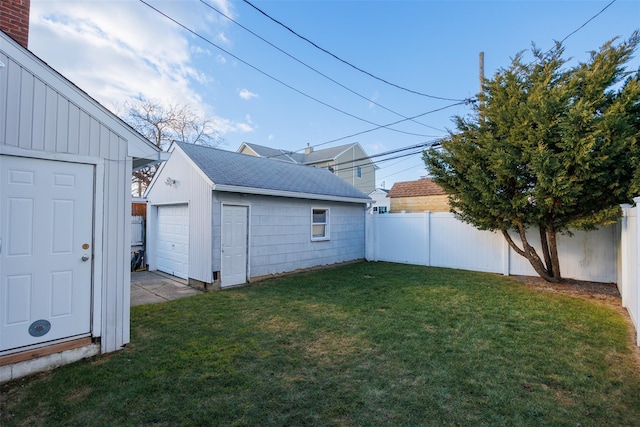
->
[{"left": 213, "top": 183, "right": 371, "bottom": 204}]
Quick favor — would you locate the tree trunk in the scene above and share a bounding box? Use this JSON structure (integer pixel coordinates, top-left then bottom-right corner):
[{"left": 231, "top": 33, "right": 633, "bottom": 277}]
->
[
  {"left": 501, "top": 221, "right": 561, "bottom": 283},
  {"left": 539, "top": 226, "right": 553, "bottom": 277},
  {"left": 546, "top": 225, "right": 561, "bottom": 280}
]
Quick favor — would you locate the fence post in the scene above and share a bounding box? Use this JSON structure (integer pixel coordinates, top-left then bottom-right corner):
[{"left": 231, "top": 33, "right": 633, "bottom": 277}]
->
[
  {"left": 620, "top": 204, "right": 632, "bottom": 308},
  {"left": 635, "top": 197, "right": 640, "bottom": 346},
  {"left": 424, "top": 211, "right": 430, "bottom": 266},
  {"left": 502, "top": 232, "right": 510, "bottom": 276}
]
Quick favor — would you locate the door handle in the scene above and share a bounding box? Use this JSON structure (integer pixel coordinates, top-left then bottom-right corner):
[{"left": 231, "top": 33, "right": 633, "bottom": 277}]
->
[{"left": 82, "top": 255, "right": 90, "bottom": 262}]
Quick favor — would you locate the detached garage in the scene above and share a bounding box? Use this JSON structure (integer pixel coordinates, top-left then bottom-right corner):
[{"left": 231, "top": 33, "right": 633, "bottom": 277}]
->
[
  {"left": 145, "top": 142, "right": 371, "bottom": 288},
  {"left": 0, "top": 26, "right": 163, "bottom": 382}
]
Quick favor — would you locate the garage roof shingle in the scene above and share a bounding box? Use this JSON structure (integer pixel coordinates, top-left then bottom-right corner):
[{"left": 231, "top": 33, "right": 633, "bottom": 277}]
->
[{"left": 176, "top": 142, "right": 370, "bottom": 203}]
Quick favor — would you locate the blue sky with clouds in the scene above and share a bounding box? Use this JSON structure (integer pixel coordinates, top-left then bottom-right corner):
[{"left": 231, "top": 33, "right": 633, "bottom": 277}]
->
[{"left": 28, "top": 0, "right": 640, "bottom": 189}]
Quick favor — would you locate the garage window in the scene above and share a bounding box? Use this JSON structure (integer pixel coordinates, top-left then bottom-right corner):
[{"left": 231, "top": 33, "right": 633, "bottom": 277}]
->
[{"left": 311, "top": 208, "right": 330, "bottom": 241}]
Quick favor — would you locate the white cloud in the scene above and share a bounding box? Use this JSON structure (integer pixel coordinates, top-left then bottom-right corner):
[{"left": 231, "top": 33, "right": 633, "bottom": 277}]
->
[
  {"left": 217, "top": 32, "right": 230, "bottom": 44},
  {"left": 238, "top": 89, "right": 259, "bottom": 100},
  {"left": 28, "top": 0, "right": 244, "bottom": 135},
  {"left": 367, "top": 142, "right": 387, "bottom": 154},
  {"left": 368, "top": 92, "right": 380, "bottom": 109},
  {"left": 216, "top": 55, "right": 228, "bottom": 64}
]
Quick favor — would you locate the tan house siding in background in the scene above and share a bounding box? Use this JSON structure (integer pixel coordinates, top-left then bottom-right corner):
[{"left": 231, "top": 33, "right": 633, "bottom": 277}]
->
[
  {"left": 333, "top": 144, "right": 375, "bottom": 195},
  {"left": 390, "top": 194, "right": 450, "bottom": 213},
  {"left": 388, "top": 178, "right": 450, "bottom": 213}
]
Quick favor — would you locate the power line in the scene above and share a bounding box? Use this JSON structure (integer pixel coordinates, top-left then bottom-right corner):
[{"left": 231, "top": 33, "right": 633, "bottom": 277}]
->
[
  {"left": 137, "top": 0, "right": 432, "bottom": 139},
  {"left": 309, "top": 103, "right": 460, "bottom": 150},
  {"left": 332, "top": 140, "right": 442, "bottom": 169},
  {"left": 261, "top": 103, "right": 456, "bottom": 161},
  {"left": 558, "top": 0, "right": 617, "bottom": 45},
  {"left": 241, "top": 0, "right": 471, "bottom": 103},
  {"left": 199, "top": 0, "right": 445, "bottom": 133}
]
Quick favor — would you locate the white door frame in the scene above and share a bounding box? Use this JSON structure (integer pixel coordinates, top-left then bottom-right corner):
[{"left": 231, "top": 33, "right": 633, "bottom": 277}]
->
[
  {"left": 220, "top": 203, "right": 250, "bottom": 287},
  {"left": 0, "top": 147, "right": 104, "bottom": 343},
  {"left": 0, "top": 151, "right": 103, "bottom": 354}
]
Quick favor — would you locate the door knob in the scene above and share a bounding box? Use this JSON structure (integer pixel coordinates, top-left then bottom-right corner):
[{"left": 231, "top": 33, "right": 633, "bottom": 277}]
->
[{"left": 82, "top": 255, "right": 90, "bottom": 261}]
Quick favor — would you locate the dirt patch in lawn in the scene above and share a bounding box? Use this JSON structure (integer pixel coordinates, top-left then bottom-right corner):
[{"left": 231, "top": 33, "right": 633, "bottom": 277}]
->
[{"left": 511, "top": 275, "right": 640, "bottom": 367}]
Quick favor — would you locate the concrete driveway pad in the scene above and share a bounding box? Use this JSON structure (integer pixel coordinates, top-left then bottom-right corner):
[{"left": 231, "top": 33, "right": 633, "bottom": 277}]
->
[{"left": 131, "top": 271, "right": 202, "bottom": 306}]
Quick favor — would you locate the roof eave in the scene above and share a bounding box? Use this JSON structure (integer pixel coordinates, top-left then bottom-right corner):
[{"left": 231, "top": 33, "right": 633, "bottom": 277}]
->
[{"left": 213, "top": 183, "right": 371, "bottom": 204}]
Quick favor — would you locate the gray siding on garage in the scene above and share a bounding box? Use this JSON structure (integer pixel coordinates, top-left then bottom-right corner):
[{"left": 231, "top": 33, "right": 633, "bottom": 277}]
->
[
  {"left": 213, "top": 193, "right": 366, "bottom": 279},
  {"left": 1, "top": 34, "right": 136, "bottom": 354}
]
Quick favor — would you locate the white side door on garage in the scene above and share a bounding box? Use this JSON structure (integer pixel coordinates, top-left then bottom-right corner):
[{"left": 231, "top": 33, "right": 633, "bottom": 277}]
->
[
  {"left": 0, "top": 156, "right": 94, "bottom": 352},
  {"left": 156, "top": 204, "right": 189, "bottom": 280},
  {"left": 221, "top": 205, "right": 248, "bottom": 287}
]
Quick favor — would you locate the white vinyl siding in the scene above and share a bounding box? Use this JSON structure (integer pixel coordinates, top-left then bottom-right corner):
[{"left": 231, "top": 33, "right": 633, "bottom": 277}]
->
[
  {"left": 0, "top": 38, "right": 140, "bottom": 354},
  {"left": 212, "top": 194, "right": 365, "bottom": 279},
  {"left": 145, "top": 148, "right": 213, "bottom": 284}
]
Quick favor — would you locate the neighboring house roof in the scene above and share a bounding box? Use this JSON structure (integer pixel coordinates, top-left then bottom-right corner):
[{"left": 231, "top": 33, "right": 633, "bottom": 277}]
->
[
  {"left": 388, "top": 178, "right": 446, "bottom": 198},
  {"left": 174, "top": 142, "right": 371, "bottom": 203},
  {"left": 238, "top": 142, "right": 364, "bottom": 165},
  {"left": 369, "top": 188, "right": 390, "bottom": 196}
]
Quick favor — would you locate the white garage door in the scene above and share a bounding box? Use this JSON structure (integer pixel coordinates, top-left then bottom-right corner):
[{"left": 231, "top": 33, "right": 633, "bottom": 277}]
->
[{"left": 156, "top": 204, "right": 189, "bottom": 280}]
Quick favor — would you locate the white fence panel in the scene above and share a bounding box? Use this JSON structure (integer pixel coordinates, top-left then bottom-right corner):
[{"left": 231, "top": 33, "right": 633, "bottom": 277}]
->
[
  {"left": 367, "top": 212, "right": 617, "bottom": 282},
  {"left": 131, "top": 215, "right": 144, "bottom": 246},
  {"left": 366, "top": 213, "right": 428, "bottom": 265},
  {"left": 430, "top": 213, "right": 506, "bottom": 274},
  {"left": 620, "top": 203, "right": 639, "bottom": 344}
]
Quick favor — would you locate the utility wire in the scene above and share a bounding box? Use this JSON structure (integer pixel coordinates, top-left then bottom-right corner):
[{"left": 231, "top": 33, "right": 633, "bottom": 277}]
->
[
  {"left": 200, "top": 0, "right": 445, "bottom": 133},
  {"left": 378, "top": 162, "right": 426, "bottom": 181},
  {"left": 558, "top": 0, "right": 616, "bottom": 45},
  {"left": 308, "top": 103, "right": 458, "bottom": 150},
  {"left": 331, "top": 140, "right": 442, "bottom": 169},
  {"left": 138, "top": 0, "right": 431, "bottom": 139},
  {"left": 262, "top": 103, "right": 456, "bottom": 161},
  {"left": 241, "top": 0, "right": 470, "bottom": 103}
]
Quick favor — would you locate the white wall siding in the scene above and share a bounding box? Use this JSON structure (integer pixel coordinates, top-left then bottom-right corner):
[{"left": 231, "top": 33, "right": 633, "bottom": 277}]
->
[
  {"left": 145, "top": 148, "right": 213, "bottom": 283},
  {"left": 214, "top": 193, "right": 366, "bottom": 279},
  {"left": 1, "top": 38, "right": 134, "bottom": 354}
]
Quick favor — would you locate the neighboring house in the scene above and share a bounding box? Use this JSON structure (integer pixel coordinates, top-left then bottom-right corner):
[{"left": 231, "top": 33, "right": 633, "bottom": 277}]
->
[
  {"left": 0, "top": 7, "right": 164, "bottom": 383},
  {"left": 145, "top": 142, "right": 371, "bottom": 288},
  {"left": 237, "top": 142, "right": 376, "bottom": 195},
  {"left": 368, "top": 188, "right": 390, "bottom": 214},
  {"left": 388, "top": 178, "right": 449, "bottom": 213}
]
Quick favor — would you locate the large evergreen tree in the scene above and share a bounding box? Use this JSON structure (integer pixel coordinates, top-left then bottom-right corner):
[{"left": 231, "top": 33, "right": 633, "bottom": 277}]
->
[{"left": 423, "top": 33, "right": 640, "bottom": 282}]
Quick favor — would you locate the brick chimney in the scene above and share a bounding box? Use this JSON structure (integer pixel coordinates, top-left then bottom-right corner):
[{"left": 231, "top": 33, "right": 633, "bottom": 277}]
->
[{"left": 0, "top": 0, "right": 31, "bottom": 49}]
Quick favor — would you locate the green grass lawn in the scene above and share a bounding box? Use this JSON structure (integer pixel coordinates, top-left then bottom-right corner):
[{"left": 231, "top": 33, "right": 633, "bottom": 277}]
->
[{"left": 2, "top": 262, "right": 640, "bottom": 426}]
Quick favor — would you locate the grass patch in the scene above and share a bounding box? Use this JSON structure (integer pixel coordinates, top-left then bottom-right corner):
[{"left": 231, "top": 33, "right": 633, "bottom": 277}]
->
[{"left": 2, "top": 262, "right": 640, "bottom": 426}]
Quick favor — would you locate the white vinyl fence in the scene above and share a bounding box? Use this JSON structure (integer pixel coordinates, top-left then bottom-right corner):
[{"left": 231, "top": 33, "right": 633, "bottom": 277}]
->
[
  {"left": 131, "top": 215, "right": 145, "bottom": 246},
  {"left": 366, "top": 211, "right": 639, "bottom": 345},
  {"left": 620, "top": 202, "right": 640, "bottom": 345}
]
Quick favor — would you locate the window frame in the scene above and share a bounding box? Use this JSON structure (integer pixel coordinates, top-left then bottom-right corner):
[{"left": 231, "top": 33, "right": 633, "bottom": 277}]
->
[
  {"left": 311, "top": 207, "right": 330, "bottom": 241},
  {"left": 356, "top": 165, "right": 362, "bottom": 179}
]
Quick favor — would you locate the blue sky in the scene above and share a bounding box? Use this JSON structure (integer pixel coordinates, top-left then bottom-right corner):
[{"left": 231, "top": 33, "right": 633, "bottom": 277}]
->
[{"left": 28, "top": 0, "right": 640, "bottom": 189}]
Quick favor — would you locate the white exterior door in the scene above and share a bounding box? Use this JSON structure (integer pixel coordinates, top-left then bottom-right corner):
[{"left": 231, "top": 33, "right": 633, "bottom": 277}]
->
[
  {"left": 156, "top": 204, "right": 189, "bottom": 280},
  {"left": 221, "top": 205, "right": 248, "bottom": 287},
  {"left": 0, "top": 156, "right": 93, "bottom": 352}
]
